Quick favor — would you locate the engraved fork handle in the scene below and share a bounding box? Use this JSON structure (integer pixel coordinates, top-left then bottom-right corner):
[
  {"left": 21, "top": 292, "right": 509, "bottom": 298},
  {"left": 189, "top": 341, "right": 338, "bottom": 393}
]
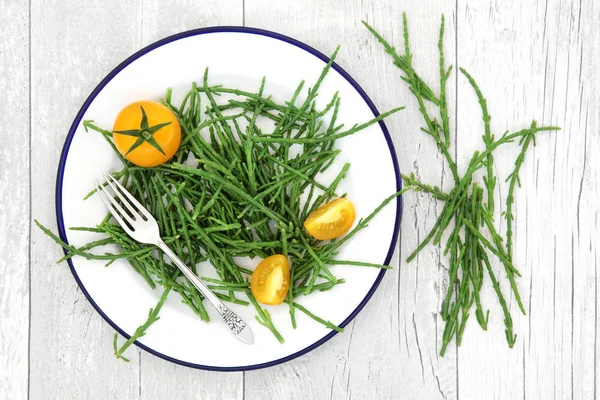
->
[{"left": 157, "top": 240, "right": 254, "bottom": 344}]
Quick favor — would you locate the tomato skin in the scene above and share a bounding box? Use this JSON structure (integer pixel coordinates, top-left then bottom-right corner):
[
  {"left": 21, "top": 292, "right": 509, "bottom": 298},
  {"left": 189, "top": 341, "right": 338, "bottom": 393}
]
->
[
  {"left": 113, "top": 100, "right": 181, "bottom": 167},
  {"left": 304, "top": 198, "right": 356, "bottom": 240},
  {"left": 250, "top": 254, "right": 291, "bottom": 305}
]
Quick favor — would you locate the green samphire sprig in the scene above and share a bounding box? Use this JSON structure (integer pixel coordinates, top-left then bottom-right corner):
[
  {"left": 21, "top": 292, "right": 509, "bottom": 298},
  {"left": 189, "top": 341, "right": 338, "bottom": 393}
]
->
[{"left": 364, "top": 13, "right": 560, "bottom": 355}]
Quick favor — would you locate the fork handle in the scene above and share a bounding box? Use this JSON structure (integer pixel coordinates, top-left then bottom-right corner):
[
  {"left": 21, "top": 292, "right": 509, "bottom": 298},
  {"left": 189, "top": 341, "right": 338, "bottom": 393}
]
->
[{"left": 156, "top": 240, "right": 254, "bottom": 344}]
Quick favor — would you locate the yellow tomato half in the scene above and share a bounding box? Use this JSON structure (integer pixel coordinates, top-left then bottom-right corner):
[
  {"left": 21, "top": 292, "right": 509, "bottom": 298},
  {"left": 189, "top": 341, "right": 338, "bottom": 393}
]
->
[
  {"left": 304, "top": 198, "right": 356, "bottom": 240},
  {"left": 113, "top": 100, "right": 181, "bottom": 167},
  {"left": 250, "top": 254, "right": 291, "bottom": 305}
]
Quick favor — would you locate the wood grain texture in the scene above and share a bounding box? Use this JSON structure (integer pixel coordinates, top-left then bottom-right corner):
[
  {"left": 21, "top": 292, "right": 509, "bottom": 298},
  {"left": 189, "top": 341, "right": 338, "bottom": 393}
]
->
[
  {"left": 455, "top": 1, "right": 542, "bottom": 399},
  {"left": 29, "top": 2, "right": 143, "bottom": 399},
  {"left": 2, "top": 0, "right": 595, "bottom": 399},
  {"left": 0, "top": 1, "right": 29, "bottom": 400},
  {"left": 521, "top": 0, "right": 599, "bottom": 398},
  {"left": 456, "top": 1, "right": 600, "bottom": 400},
  {"left": 244, "top": 1, "right": 458, "bottom": 399}
]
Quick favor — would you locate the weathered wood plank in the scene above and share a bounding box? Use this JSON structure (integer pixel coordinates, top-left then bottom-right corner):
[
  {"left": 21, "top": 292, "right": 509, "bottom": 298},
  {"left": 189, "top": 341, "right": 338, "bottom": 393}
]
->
[
  {"left": 0, "top": 1, "right": 30, "bottom": 399},
  {"left": 520, "top": 0, "right": 597, "bottom": 398},
  {"left": 455, "top": 1, "right": 540, "bottom": 398},
  {"left": 29, "top": 1, "right": 143, "bottom": 399},
  {"left": 244, "top": 1, "right": 458, "bottom": 399},
  {"left": 18, "top": 1, "right": 599, "bottom": 399},
  {"left": 457, "top": 0, "right": 599, "bottom": 399},
  {"left": 567, "top": 3, "right": 600, "bottom": 398}
]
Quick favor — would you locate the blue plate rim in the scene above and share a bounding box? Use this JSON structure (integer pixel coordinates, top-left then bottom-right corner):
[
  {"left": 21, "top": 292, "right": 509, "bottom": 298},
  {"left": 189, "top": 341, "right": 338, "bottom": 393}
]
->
[{"left": 55, "top": 26, "right": 403, "bottom": 372}]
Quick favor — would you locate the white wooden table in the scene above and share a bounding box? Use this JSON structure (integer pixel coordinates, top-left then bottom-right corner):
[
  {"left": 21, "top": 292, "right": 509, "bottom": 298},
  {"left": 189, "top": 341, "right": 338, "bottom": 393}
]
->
[{"left": 1, "top": 1, "right": 598, "bottom": 399}]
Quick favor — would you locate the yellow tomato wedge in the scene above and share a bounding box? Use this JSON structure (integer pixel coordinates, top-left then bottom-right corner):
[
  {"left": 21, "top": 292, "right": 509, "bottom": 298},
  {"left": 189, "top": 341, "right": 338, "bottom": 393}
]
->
[
  {"left": 250, "top": 254, "right": 291, "bottom": 305},
  {"left": 113, "top": 100, "right": 181, "bottom": 168},
  {"left": 304, "top": 197, "right": 356, "bottom": 240}
]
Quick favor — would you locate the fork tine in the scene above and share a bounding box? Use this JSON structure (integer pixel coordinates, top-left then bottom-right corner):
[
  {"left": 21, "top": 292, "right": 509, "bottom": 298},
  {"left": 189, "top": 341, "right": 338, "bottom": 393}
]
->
[
  {"left": 95, "top": 178, "right": 136, "bottom": 229},
  {"left": 95, "top": 179, "right": 134, "bottom": 235},
  {"left": 102, "top": 172, "right": 142, "bottom": 220},
  {"left": 104, "top": 173, "right": 153, "bottom": 220}
]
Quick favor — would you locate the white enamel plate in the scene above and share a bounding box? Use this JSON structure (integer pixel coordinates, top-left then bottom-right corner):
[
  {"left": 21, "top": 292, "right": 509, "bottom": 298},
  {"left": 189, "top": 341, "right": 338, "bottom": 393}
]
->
[{"left": 57, "top": 27, "right": 402, "bottom": 370}]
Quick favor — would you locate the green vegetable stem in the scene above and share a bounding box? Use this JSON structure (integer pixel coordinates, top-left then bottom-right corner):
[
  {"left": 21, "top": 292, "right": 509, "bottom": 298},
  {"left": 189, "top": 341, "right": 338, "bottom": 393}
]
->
[
  {"left": 38, "top": 48, "right": 404, "bottom": 360},
  {"left": 364, "top": 14, "right": 559, "bottom": 354}
]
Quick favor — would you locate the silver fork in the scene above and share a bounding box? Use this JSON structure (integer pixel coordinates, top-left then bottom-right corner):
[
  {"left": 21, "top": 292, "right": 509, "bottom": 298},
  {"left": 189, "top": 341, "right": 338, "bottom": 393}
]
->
[{"left": 94, "top": 172, "right": 254, "bottom": 344}]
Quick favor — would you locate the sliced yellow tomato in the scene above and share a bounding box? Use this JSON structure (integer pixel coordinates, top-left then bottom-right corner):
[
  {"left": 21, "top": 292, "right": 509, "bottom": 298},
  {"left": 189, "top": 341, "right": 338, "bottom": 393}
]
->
[
  {"left": 304, "top": 197, "right": 356, "bottom": 240},
  {"left": 112, "top": 100, "right": 181, "bottom": 167},
  {"left": 250, "top": 254, "right": 291, "bottom": 305}
]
